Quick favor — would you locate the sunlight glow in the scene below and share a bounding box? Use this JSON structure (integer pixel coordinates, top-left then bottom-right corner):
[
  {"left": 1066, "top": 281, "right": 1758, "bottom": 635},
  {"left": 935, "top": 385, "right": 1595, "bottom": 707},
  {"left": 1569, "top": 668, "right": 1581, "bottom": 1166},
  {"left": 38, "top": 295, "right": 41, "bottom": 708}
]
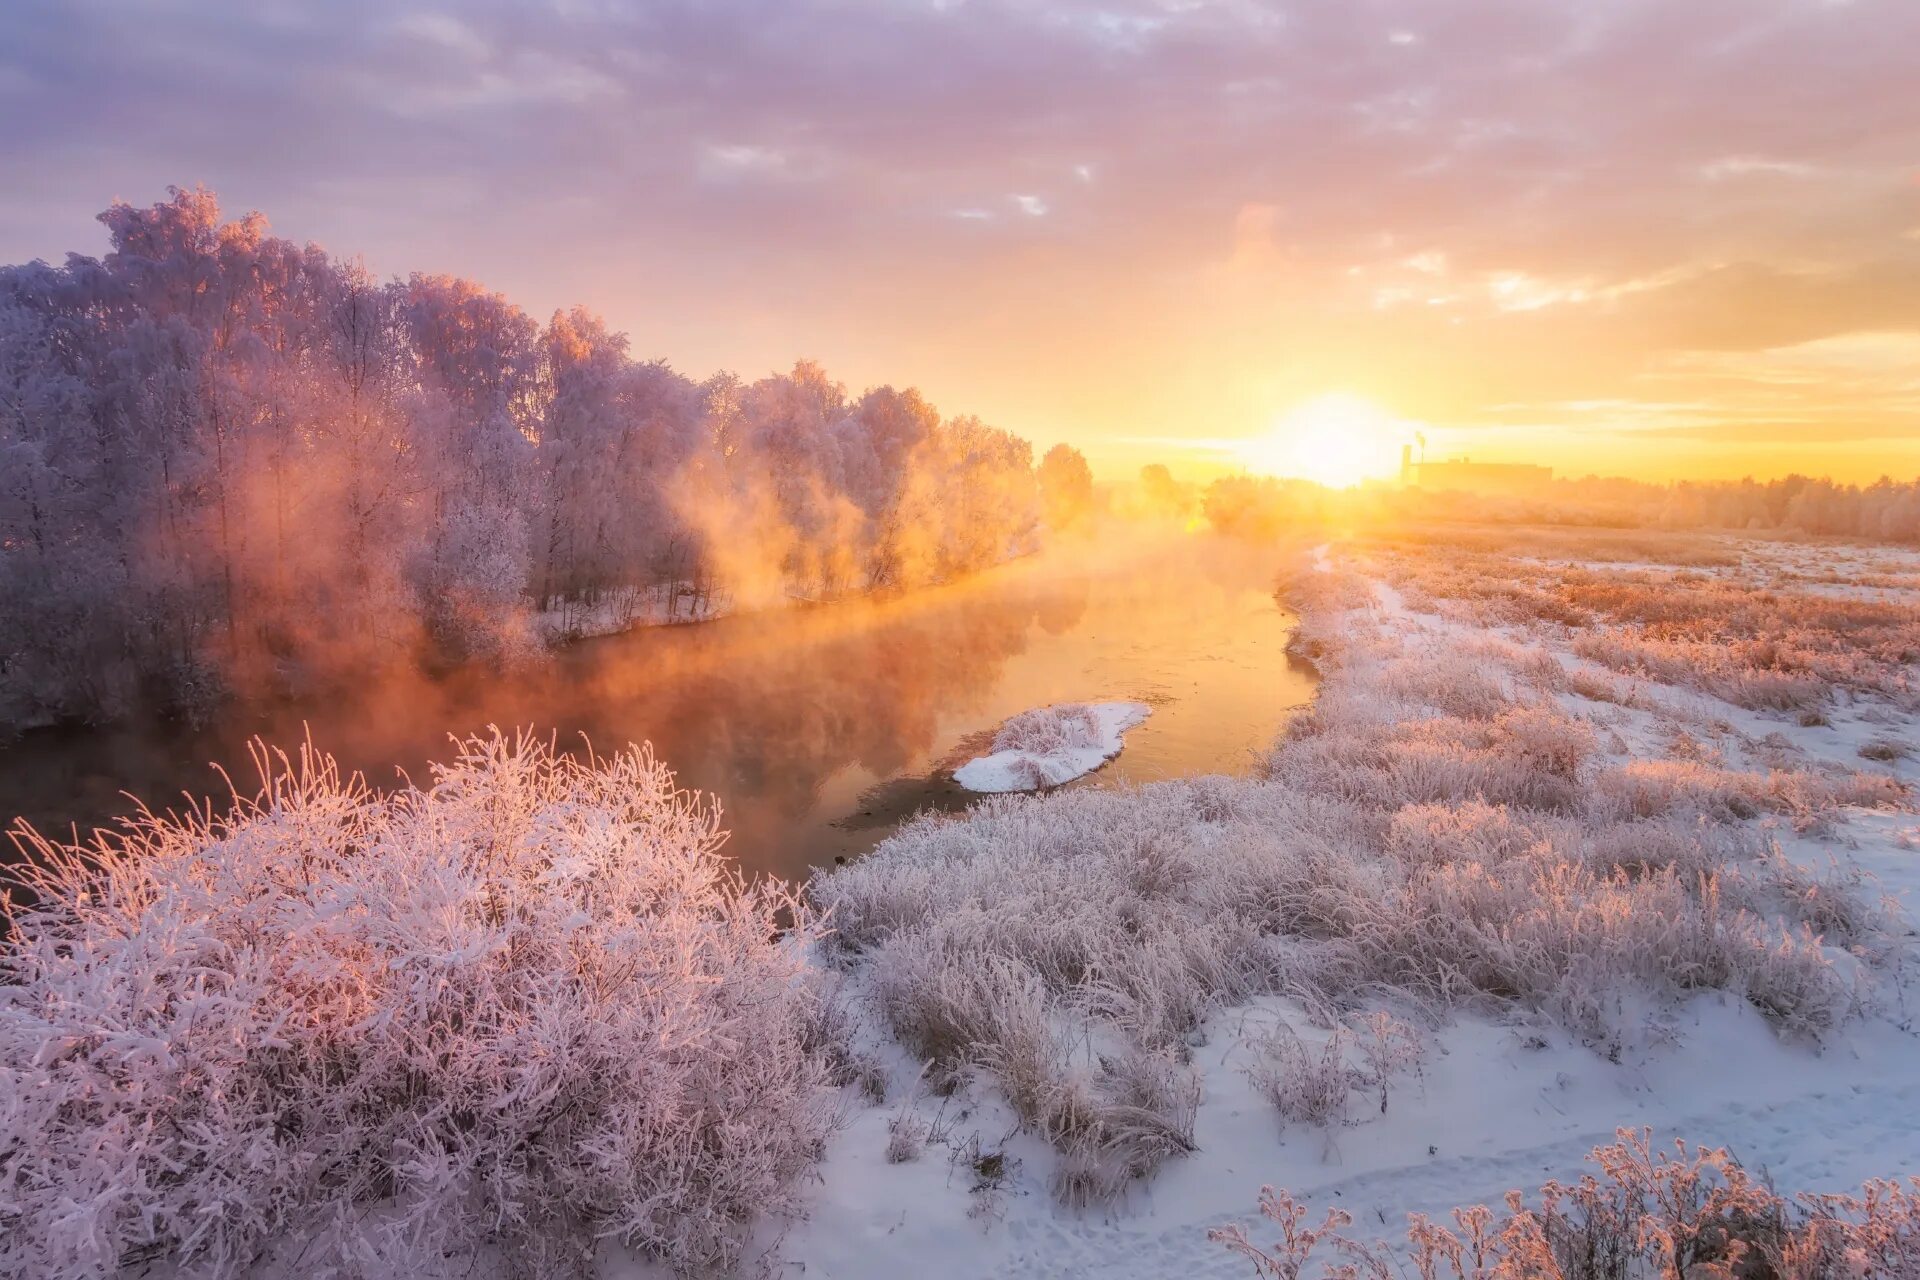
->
[{"left": 1238, "top": 394, "right": 1411, "bottom": 487}]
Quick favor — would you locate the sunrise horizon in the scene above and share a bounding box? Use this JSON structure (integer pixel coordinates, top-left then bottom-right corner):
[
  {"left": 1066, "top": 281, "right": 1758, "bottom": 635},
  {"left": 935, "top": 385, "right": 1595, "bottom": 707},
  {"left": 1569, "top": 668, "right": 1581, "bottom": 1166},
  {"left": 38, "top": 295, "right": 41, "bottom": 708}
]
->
[
  {"left": 7, "top": 1, "right": 1919, "bottom": 491},
  {"left": 6, "top": 7, "right": 1920, "bottom": 1279},
  {"left": 15, "top": 184, "right": 1919, "bottom": 489}
]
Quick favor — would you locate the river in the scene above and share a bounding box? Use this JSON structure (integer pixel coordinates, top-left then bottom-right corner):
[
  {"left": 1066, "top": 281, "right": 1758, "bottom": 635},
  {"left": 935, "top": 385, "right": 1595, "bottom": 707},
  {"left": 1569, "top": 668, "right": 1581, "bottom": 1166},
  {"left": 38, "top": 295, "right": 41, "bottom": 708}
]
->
[{"left": 0, "top": 535, "right": 1314, "bottom": 884}]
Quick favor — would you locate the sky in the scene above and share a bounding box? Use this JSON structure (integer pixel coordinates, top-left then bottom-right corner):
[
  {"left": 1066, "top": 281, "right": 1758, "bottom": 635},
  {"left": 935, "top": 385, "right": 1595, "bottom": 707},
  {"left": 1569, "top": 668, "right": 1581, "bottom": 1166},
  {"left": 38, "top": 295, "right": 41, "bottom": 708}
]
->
[{"left": 3, "top": 0, "right": 1918, "bottom": 485}]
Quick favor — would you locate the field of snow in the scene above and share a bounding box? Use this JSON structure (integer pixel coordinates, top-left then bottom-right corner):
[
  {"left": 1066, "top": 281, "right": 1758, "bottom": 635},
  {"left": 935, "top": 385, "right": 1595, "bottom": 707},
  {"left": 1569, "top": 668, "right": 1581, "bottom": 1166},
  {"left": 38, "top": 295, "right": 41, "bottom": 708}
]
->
[
  {"left": 953, "top": 700, "right": 1154, "bottom": 792},
  {"left": 786, "top": 531, "right": 1920, "bottom": 1279},
  {"left": 7, "top": 530, "right": 1917, "bottom": 1279}
]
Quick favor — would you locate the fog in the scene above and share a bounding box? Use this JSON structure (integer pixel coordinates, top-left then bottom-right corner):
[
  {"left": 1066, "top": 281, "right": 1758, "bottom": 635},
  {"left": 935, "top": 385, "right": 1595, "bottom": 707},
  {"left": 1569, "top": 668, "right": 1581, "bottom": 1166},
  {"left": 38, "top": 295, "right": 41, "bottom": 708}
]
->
[
  {"left": 2, "top": 533, "right": 1314, "bottom": 882},
  {"left": 0, "top": 188, "right": 1044, "bottom": 735},
  {"left": 0, "top": 184, "right": 1319, "bottom": 888}
]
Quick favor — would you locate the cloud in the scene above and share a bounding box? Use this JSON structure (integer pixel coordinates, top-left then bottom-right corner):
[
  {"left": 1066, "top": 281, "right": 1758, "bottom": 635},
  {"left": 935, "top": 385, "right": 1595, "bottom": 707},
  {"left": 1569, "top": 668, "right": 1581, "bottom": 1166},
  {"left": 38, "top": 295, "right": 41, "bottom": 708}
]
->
[
  {"left": 1, "top": 0, "right": 1916, "bottom": 475},
  {"left": 1699, "top": 155, "right": 1818, "bottom": 180},
  {"left": 391, "top": 12, "right": 491, "bottom": 62}
]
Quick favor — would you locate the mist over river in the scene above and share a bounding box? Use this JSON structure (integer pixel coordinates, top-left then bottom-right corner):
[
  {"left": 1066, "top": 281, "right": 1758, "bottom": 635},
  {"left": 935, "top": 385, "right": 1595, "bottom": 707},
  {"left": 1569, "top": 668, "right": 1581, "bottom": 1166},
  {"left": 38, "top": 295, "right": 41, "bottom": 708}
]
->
[{"left": 1, "top": 535, "right": 1314, "bottom": 884}]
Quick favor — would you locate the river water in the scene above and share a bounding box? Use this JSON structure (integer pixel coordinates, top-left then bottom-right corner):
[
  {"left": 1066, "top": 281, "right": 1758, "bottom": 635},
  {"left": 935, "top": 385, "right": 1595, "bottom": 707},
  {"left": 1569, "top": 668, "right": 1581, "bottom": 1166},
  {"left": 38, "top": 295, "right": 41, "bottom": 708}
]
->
[{"left": 0, "top": 535, "right": 1314, "bottom": 884}]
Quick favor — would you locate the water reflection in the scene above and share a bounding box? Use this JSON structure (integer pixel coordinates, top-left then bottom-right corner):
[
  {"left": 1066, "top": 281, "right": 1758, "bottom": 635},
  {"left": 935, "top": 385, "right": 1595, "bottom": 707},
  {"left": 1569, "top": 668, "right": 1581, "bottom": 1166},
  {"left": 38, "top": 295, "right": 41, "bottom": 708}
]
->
[{"left": 1, "top": 535, "right": 1313, "bottom": 883}]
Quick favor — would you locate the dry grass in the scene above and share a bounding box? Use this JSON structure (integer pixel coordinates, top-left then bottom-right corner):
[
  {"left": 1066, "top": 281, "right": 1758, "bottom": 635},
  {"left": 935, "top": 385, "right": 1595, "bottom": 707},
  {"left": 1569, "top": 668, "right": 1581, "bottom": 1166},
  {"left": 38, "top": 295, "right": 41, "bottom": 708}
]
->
[
  {"left": 1213, "top": 1128, "right": 1920, "bottom": 1279},
  {"left": 1368, "top": 534, "right": 1920, "bottom": 714},
  {"left": 815, "top": 542, "right": 1908, "bottom": 1201}
]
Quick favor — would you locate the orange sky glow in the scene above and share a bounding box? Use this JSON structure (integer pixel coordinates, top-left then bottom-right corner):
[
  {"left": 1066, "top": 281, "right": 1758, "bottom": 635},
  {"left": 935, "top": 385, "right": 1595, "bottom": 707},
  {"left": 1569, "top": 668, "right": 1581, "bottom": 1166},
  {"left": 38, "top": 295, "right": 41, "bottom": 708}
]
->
[{"left": 4, "top": 1, "right": 1916, "bottom": 487}]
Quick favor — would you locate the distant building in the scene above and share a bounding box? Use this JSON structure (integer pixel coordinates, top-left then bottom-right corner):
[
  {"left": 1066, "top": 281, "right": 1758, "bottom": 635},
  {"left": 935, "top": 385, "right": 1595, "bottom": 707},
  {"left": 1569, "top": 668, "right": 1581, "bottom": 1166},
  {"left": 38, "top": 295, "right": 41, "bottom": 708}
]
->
[{"left": 1399, "top": 445, "right": 1552, "bottom": 495}]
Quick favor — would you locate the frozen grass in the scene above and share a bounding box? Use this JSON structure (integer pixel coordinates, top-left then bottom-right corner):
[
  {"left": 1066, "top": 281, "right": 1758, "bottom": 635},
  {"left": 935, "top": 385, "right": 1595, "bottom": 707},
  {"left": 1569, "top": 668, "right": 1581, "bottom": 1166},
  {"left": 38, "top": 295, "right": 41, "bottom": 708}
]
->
[
  {"left": 814, "top": 544, "right": 1910, "bottom": 1203},
  {"left": 1, "top": 731, "right": 839, "bottom": 1279},
  {"left": 952, "top": 701, "right": 1153, "bottom": 792},
  {"left": 1212, "top": 1127, "right": 1920, "bottom": 1279},
  {"left": 1366, "top": 532, "right": 1920, "bottom": 714},
  {"left": 1240, "top": 1025, "right": 1354, "bottom": 1133}
]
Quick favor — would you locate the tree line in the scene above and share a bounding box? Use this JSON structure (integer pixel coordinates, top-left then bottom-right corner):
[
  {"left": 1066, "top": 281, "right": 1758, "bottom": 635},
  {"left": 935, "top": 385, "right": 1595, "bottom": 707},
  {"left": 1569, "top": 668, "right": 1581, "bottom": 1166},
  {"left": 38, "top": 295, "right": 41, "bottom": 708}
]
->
[
  {"left": 0, "top": 187, "right": 1062, "bottom": 732},
  {"left": 1198, "top": 471, "right": 1920, "bottom": 543}
]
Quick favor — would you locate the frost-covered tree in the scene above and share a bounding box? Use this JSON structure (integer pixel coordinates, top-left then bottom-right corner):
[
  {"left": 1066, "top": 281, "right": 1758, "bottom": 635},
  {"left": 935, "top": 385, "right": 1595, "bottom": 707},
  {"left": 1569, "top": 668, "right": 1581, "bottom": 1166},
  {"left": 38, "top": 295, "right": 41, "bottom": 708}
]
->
[
  {"left": 0, "top": 187, "right": 1045, "bottom": 732},
  {"left": 1038, "top": 442, "right": 1095, "bottom": 532}
]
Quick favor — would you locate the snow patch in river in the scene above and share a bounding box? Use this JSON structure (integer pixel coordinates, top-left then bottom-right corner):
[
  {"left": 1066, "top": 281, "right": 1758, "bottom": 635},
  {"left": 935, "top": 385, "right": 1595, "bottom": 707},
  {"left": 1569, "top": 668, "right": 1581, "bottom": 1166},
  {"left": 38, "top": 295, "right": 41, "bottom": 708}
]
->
[{"left": 953, "top": 701, "right": 1152, "bottom": 792}]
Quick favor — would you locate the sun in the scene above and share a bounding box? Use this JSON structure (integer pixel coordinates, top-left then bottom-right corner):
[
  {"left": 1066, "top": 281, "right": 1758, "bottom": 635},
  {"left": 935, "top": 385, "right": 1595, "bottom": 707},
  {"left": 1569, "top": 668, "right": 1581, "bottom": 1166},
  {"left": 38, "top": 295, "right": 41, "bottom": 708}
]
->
[{"left": 1239, "top": 393, "right": 1409, "bottom": 487}]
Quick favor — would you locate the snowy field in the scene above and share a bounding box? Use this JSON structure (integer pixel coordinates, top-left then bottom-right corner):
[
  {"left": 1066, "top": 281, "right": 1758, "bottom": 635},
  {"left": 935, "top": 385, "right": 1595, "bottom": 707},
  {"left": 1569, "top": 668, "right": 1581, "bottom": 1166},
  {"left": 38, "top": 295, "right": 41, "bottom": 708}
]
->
[
  {"left": 784, "top": 531, "right": 1920, "bottom": 1279},
  {"left": 953, "top": 701, "right": 1154, "bottom": 792},
  {"left": 6, "top": 530, "right": 1917, "bottom": 1279}
]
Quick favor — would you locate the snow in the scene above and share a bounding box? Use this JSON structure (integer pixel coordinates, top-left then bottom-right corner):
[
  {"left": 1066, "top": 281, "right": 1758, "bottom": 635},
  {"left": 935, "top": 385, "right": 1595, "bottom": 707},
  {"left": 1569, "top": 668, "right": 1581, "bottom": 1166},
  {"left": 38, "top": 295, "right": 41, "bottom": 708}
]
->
[
  {"left": 778, "top": 998, "right": 1920, "bottom": 1280},
  {"left": 952, "top": 700, "right": 1153, "bottom": 792},
  {"left": 776, "top": 533, "right": 1920, "bottom": 1280},
  {"left": 532, "top": 581, "right": 729, "bottom": 642},
  {"left": 19, "top": 533, "right": 1920, "bottom": 1280}
]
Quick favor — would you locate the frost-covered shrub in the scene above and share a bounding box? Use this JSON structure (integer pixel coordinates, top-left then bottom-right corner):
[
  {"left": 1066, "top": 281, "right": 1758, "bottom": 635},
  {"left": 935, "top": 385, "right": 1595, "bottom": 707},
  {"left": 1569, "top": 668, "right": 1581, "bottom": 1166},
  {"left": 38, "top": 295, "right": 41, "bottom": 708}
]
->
[
  {"left": 1590, "top": 759, "right": 1904, "bottom": 825},
  {"left": 1376, "top": 649, "right": 1515, "bottom": 721},
  {"left": 873, "top": 934, "right": 1069, "bottom": 1120},
  {"left": 1582, "top": 816, "right": 1736, "bottom": 885},
  {"left": 1385, "top": 800, "right": 1558, "bottom": 867},
  {"left": 1353, "top": 1010, "right": 1426, "bottom": 1115},
  {"left": 1047, "top": 1047, "right": 1201, "bottom": 1207},
  {"left": 1590, "top": 759, "right": 1774, "bottom": 822},
  {"left": 1213, "top": 1129, "right": 1920, "bottom": 1279},
  {"left": 1859, "top": 736, "right": 1912, "bottom": 763},
  {"left": 1760, "top": 851, "right": 1890, "bottom": 951},
  {"left": 886, "top": 1111, "right": 930, "bottom": 1164},
  {"left": 1, "top": 731, "right": 837, "bottom": 1279},
  {"left": 1240, "top": 1025, "right": 1354, "bottom": 1133},
  {"left": 990, "top": 702, "right": 1105, "bottom": 756}
]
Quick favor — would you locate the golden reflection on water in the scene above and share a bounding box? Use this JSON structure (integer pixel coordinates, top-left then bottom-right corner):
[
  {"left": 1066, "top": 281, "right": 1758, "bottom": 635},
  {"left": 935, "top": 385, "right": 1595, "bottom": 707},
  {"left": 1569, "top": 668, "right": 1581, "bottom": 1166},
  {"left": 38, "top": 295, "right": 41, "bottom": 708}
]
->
[{"left": 2, "top": 535, "right": 1314, "bottom": 882}]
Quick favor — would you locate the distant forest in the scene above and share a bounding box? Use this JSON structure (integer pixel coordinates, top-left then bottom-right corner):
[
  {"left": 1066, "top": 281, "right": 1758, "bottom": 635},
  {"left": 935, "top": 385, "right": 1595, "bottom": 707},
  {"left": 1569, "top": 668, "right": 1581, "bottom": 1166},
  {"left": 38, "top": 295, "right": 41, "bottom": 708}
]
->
[
  {"left": 0, "top": 188, "right": 1075, "bottom": 731},
  {"left": 7, "top": 189, "right": 1916, "bottom": 736},
  {"left": 1198, "top": 471, "right": 1920, "bottom": 544}
]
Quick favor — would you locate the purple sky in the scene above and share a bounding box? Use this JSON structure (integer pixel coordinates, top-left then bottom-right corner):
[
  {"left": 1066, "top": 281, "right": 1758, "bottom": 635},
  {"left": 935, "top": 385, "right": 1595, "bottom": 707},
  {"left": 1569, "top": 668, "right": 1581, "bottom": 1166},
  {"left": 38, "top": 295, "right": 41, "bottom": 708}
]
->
[{"left": 5, "top": 0, "right": 1918, "bottom": 480}]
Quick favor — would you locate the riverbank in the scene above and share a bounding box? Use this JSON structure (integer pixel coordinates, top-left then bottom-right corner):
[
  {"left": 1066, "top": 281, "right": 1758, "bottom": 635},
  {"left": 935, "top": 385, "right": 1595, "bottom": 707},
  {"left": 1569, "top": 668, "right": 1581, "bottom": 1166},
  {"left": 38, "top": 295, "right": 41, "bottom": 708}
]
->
[
  {"left": 778, "top": 530, "right": 1919, "bottom": 1278},
  {"left": 8, "top": 530, "right": 1914, "bottom": 1278},
  {"left": 1, "top": 536, "right": 1310, "bottom": 885}
]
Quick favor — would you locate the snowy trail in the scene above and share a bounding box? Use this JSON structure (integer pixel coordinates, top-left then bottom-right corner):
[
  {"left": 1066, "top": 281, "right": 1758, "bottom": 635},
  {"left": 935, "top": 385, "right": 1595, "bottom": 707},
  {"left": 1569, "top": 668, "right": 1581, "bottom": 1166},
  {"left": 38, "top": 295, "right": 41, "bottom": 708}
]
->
[
  {"left": 786, "top": 980, "right": 1920, "bottom": 1280},
  {"left": 999, "top": 1079, "right": 1920, "bottom": 1280}
]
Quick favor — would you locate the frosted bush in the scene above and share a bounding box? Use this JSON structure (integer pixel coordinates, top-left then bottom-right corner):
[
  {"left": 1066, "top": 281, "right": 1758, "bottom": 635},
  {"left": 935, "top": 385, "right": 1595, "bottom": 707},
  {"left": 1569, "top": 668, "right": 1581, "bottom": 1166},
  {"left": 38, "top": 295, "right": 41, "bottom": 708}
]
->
[
  {"left": 1761, "top": 850, "right": 1890, "bottom": 951},
  {"left": 1376, "top": 649, "right": 1515, "bottom": 721},
  {"left": 873, "top": 934, "right": 1069, "bottom": 1120},
  {"left": 1859, "top": 736, "right": 1912, "bottom": 763},
  {"left": 1240, "top": 1025, "right": 1354, "bottom": 1134},
  {"left": 954, "top": 701, "right": 1153, "bottom": 792},
  {"left": 1, "top": 731, "right": 838, "bottom": 1279},
  {"left": 1385, "top": 800, "right": 1564, "bottom": 867},
  {"left": 1213, "top": 1128, "right": 1920, "bottom": 1279},
  {"left": 1047, "top": 1047, "right": 1201, "bottom": 1206},
  {"left": 1591, "top": 759, "right": 1903, "bottom": 826},
  {"left": 886, "top": 1111, "right": 930, "bottom": 1163},
  {"left": 1353, "top": 1010, "right": 1426, "bottom": 1115},
  {"left": 992, "top": 702, "right": 1105, "bottom": 755}
]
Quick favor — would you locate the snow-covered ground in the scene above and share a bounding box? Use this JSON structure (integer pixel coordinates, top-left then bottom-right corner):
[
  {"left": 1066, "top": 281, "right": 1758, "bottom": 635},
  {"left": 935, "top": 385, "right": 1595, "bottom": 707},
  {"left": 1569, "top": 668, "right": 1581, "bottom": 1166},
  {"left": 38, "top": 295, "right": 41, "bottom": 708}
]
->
[
  {"left": 779, "top": 998, "right": 1920, "bottom": 1279},
  {"left": 20, "top": 532, "right": 1917, "bottom": 1280},
  {"left": 532, "top": 581, "right": 729, "bottom": 642},
  {"left": 953, "top": 701, "right": 1153, "bottom": 792},
  {"left": 774, "top": 533, "right": 1920, "bottom": 1280}
]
